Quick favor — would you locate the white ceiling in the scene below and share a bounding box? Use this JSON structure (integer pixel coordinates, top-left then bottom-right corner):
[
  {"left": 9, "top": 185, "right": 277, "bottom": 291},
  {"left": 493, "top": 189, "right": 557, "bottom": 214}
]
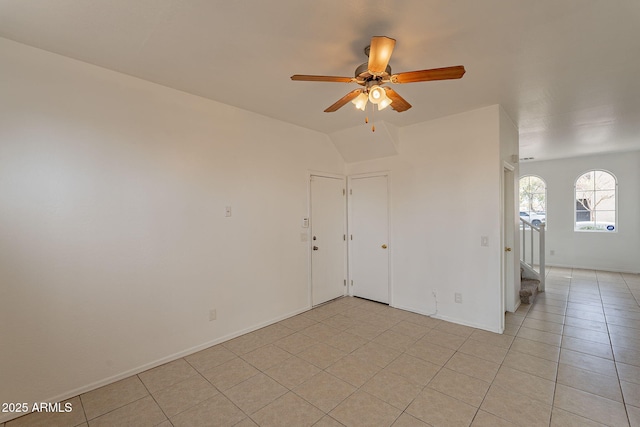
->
[{"left": 1, "top": 0, "right": 639, "bottom": 161}]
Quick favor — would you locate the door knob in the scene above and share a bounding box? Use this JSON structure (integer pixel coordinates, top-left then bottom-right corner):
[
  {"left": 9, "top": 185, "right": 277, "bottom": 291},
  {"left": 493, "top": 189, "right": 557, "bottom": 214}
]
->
[
  {"left": 505, "top": 247, "right": 512, "bottom": 252},
  {"left": 381, "top": 244, "right": 387, "bottom": 249},
  {"left": 313, "top": 246, "right": 319, "bottom": 251}
]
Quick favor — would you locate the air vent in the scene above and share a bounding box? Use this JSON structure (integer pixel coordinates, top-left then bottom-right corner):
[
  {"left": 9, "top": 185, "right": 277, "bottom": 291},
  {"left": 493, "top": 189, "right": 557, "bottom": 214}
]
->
[{"left": 519, "top": 157, "right": 535, "bottom": 161}]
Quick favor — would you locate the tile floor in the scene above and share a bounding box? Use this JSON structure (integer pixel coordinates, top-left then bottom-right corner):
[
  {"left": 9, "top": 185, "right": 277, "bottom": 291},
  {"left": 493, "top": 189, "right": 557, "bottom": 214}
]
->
[{"left": 5, "top": 267, "right": 640, "bottom": 426}]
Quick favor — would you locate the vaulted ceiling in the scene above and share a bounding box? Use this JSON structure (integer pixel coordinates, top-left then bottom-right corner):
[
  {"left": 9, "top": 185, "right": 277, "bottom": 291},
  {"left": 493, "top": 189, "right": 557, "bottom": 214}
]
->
[{"left": 1, "top": 0, "right": 639, "bottom": 161}]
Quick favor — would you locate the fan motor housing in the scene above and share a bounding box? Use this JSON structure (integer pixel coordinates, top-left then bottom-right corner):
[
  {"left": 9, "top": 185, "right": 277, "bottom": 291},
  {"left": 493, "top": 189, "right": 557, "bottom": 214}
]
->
[{"left": 355, "top": 62, "right": 392, "bottom": 84}]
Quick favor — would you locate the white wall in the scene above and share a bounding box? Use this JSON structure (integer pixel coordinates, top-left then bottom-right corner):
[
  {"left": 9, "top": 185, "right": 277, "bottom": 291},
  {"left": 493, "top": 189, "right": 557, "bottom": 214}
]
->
[
  {"left": 346, "top": 105, "right": 506, "bottom": 332},
  {"left": 0, "top": 38, "right": 344, "bottom": 418},
  {"left": 520, "top": 151, "right": 640, "bottom": 273}
]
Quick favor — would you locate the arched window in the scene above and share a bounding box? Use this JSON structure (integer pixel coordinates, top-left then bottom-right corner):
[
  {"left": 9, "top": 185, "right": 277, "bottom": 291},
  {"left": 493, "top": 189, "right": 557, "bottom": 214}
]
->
[
  {"left": 575, "top": 170, "right": 617, "bottom": 232},
  {"left": 519, "top": 175, "right": 546, "bottom": 227}
]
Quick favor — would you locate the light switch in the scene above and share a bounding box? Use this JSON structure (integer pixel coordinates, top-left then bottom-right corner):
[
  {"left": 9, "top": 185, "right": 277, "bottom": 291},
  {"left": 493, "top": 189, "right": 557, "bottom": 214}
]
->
[
  {"left": 302, "top": 218, "right": 309, "bottom": 228},
  {"left": 225, "top": 206, "right": 232, "bottom": 217},
  {"left": 481, "top": 236, "right": 489, "bottom": 246}
]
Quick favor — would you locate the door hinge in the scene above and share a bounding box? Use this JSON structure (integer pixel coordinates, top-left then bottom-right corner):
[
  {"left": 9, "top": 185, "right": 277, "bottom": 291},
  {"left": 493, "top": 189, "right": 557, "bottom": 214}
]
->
[
  {"left": 350, "top": 189, "right": 353, "bottom": 195},
  {"left": 344, "top": 279, "right": 346, "bottom": 286},
  {"left": 343, "top": 189, "right": 345, "bottom": 196},
  {"left": 343, "top": 234, "right": 346, "bottom": 241},
  {"left": 350, "top": 234, "right": 353, "bottom": 240},
  {"left": 351, "top": 280, "right": 354, "bottom": 286}
]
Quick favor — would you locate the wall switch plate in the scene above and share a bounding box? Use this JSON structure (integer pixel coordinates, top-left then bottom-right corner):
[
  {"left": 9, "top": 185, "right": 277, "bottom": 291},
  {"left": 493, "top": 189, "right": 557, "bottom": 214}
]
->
[
  {"left": 302, "top": 217, "right": 309, "bottom": 228},
  {"left": 455, "top": 293, "right": 462, "bottom": 303},
  {"left": 225, "top": 206, "right": 232, "bottom": 217},
  {"left": 209, "top": 309, "right": 217, "bottom": 321},
  {"left": 481, "top": 236, "right": 489, "bottom": 246}
]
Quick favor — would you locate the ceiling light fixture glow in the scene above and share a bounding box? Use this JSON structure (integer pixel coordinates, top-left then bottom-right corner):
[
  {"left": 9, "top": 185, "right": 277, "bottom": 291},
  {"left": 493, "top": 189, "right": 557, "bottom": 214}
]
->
[
  {"left": 351, "top": 92, "right": 368, "bottom": 111},
  {"left": 368, "top": 85, "right": 385, "bottom": 104}
]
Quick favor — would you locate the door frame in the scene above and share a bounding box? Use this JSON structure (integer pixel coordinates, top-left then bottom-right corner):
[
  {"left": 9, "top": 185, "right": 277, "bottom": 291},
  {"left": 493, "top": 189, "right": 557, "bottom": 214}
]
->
[
  {"left": 307, "top": 171, "right": 347, "bottom": 308},
  {"left": 501, "top": 161, "right": 517, "bottom": 329},
  {"left": 347, "top": 171, "right": 392, "bottom": 305}
]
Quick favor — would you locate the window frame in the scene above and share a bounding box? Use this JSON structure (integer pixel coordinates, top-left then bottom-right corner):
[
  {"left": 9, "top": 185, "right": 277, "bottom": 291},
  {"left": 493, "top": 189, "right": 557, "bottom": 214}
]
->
[
  {"left": 519, "top": 175, "right": 547, "bottom": 228},
  {"left": 574, "top": 169, "right": 618, "bottom": 233}
]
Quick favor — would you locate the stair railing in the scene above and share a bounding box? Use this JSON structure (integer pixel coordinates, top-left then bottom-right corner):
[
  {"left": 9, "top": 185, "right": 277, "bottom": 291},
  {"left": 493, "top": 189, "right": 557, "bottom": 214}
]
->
[{"left": 520, "top": 218, "right": 545, "bottom": 292}]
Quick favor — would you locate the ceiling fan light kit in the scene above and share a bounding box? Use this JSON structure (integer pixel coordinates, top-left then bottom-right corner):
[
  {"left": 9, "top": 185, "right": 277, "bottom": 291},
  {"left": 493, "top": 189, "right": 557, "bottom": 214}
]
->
[{"left": 291, "top": 35, "right": 466, "bottom": 120}]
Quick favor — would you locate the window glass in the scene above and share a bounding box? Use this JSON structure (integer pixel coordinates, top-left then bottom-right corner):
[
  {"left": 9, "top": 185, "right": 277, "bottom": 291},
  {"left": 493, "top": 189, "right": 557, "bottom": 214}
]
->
[
  {"left": 519, "top": 175, "right": 546, "bottom": 227},
  {"left": 575, "top": 170, "right": 617, "bottom": 232}
]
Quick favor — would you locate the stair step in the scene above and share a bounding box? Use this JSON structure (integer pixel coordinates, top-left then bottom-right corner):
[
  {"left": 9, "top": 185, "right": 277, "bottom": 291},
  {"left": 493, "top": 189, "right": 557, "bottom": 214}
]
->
[{"left": 520, "top": 278, "right": 540, "bottom": 305}]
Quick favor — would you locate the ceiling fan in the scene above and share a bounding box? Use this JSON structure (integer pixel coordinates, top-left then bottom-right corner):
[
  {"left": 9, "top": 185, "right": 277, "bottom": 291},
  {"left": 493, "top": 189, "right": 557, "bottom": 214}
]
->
[{"left": 291, "top": 36, "right": 465, "bottom": 114}]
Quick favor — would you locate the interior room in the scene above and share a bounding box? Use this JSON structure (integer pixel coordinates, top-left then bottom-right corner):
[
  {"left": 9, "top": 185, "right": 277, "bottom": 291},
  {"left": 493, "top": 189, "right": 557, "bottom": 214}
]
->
[{"left": 1, "top": 1, "right": 639, "bottom": 426}]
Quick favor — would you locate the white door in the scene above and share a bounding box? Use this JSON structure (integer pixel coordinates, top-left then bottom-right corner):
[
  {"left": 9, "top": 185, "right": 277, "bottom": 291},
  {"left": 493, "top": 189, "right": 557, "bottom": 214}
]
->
[
  {"left": 310, "top": 175, "right": 346, "bottom": 306},
  {"left": 349, "top": 174, "right": 389, "bottom": 304},
  {"left": 503, "top": 166, "right": 516, "bottom": 317}
]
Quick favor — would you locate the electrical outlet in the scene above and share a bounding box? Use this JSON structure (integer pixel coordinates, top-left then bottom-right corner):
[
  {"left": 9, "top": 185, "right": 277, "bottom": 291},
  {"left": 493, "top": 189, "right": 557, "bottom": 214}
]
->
[
  {"left": 455, "top": 293, "right": 462, "bottom": 304},
  {"left": 209, "top": 309, "right": 217, "bottom": 321}
]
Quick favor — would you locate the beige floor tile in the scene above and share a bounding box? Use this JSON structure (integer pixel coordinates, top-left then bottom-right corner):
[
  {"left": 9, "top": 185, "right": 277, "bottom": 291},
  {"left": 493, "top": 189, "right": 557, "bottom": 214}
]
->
[
  {"left": 531, "top": 303, "right": 566, "bottom": 315},
  {"left": 609, "top": 324, "right": 640, "bottom": 340},
  {"left": 457, "top": 338, "right": 508, "bottom": 364},
  {"left": 444, "top": 352, "right": 500, "bottom": 383},
  {"left": 517, "top": 326, "right": 563, "bottom": 346},
  {"left": 151, "top": 374, "right": 218, "bottom": 417},
  {"left": 324, "top": 330, "right": 369, "bottom": 353},
  {"left": 525, "top": 309, "right": 565, "bottom": 324},
  {"left": 185, "top": 344, "right": 237, "bottom": 372},
  {"left": 480, "top": 384, "right": 552, "bottom": 427},
  {"left": 564, "top": 316, "right": 608, "bottom": 333},
  {"left": 325, "top": 354, "right": 381, "bottom": 387},
  {"left": 241, "top": 344, "right": 293, "bottom": 371},
  {"left": 628, "top": 405, "right": 640, "bottom": 427},
  {"left": 427, "top": 367, "right": 490, "bottom": 407},
  {"left": 170, "top": 394, "right": 246, "bottom": 427},
  {"left": 233, "top": 418, "right": 258, "bottom": 427},
  {"left": 138, "top": 358, "right": 198, "bottom": 393},
  {"left": 559, "top": 348, "right": 618, "bottom": 377},
  {"left": 87, "top": 396, "right": 165, "bottom": 427},
  {"left": 352, "top": 342, "right": 402, "bottom": 368},
  {"left": 618, "top": 362, "right": 640, "bottom": 385},
  {"left": 494, "top": 365, "right": 556, "bottom": 405},
  {"left": 554, "top": 383, "right": 629, "bottom": 427},
  {"left": 502, "top": 350, "right": 558, "bottom": 381},
  {"left": 361, "top": 370, "right": 423, "bottom": 410},
  {"left": 277, "top": 313, "right": 318, "bottom": 331},
  {"left": 388, "top": 320, "right": 430, "bottom": 339},
  {"left": 522, "top": 317, "right": 565, "bottom": 334},
  {"left": 345, "top": 322, "right": 386, "bottom": 340},
  {"left": 264, "top": 355, "right": 321, "bottom": 389},
  {"left": 505, "top": 312, "right": 525, "bottom": 326},
  {"left": 567, "top": 301, "right": 605, "bottom": 314},
  {"left": 250, "top": 392, "right": 323, "bottom": 427},
  {"left": 296, "top": 343, "right": 346, "bottom": 369},
  {"left": 503, "top": 323, "right": 520, "bottom": 336},
  {"left": 562, "top": 336, "right": 613, "bottom": 359},
  {"left": 384, "top": 353, "right": 440, "bottom": 386},
  {"left": 321, "top": 314, "right": 357, "bottom": 331},
  {"left": 406, "top": 387, "right": 477, "bottom": 427},
  {"left": 613, "top": 345, "right": 640, "bottom": 367},
  {"left": 5, "top": 397, "right": 85, "bottom": 427},
  {"left": 372, "top": 329, "right": 419, "bottom": 351},
  {"left": 622, "top": 381, "right": 640, "bottom": 408},
  {"left": 424, "top": 329, "right": 467, "bottom": 350},
  {"left": 471, "top": 410, "right": 517, "bottom": 427},
  {"left": 391, "top": 413, "right": 431, "bottom": 426},
  {"left": 610, "top": 333, "right": 640, "bottom": 352},
  {"left": 224, "top": 373, "right": 287, "bottom": 414},
  {"left": 557, "top": 363, "right": 623, "bottom": 402},
  {"left": 606, "top": 315, "right": 640, "bottom": 330},
  {"left": 406, "top": 338, "right": 456, "bottom": 366},
  {"left": 434, "top": 321, "right": 476, "bottom": 338},
  {"left": 222, "top": 332, "right": 269, "bottom": 355},
  {"left": 550, "top": 408, "right": 608, "bottom": 427},
  {"left": 200, "top": 357, "right": 259, "bottom": 391},
  {"left": 562, "top": 325, "right": 611, "bottom": 344},
  {"left": 330, "top": 391, "right": 401, "bottom": 427},
  {"left": 469, "top": 329, "right": 515, "bottom": 349},
  {"left": 293, "top": 371, "right": 355, "bottom": 412},
  {"left": 301, "top": 323, "right": 342, "bottom": 342},
  {"left": 274, "top": 331, "right": 318, "bottom": 354},
  {"left": 80, "top": 376, "right": 149, "bottom": 420},
  {"left": 510, "top": 337, "right": 561, "bottom": 362},
  {"left": 313, "top": 416, "right": 344, "bottom": 427}
]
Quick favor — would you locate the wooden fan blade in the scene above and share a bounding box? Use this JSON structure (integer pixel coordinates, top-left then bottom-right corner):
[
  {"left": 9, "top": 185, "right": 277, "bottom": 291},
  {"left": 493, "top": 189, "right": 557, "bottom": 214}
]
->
[
  {"left": 291, "top": 75, "right": 354, "bottom": 83},
  {"left": 384, "top": 87, "right": 412, "bottom": 112},
  {"left": 392, "top": 65, "right": 466, "bottom": 84},
  {"left": 324, "top": 89, "right": 362, "bottom": 112},
  {"left": 368, "top": 36, "right": 396, "bottom": 75}
]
